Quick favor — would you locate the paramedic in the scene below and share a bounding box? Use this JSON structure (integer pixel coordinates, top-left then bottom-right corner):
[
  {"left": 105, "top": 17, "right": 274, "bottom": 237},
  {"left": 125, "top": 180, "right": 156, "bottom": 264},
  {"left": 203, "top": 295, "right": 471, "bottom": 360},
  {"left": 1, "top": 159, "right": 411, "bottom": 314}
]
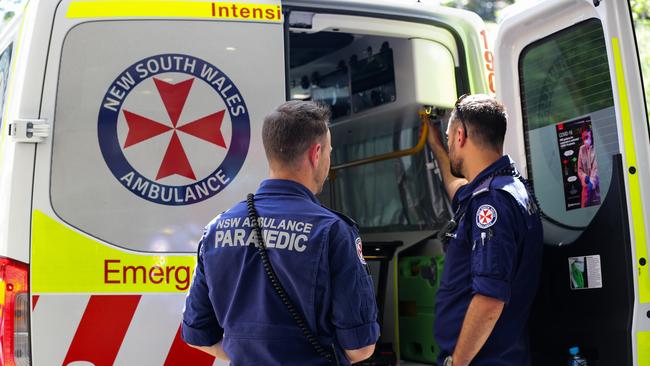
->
[
  {"left": 426, "top": 94, "right": 543, "bottom": 366},
  {"left": 181, "top": 100, "right": 380, "bottom": 365}
]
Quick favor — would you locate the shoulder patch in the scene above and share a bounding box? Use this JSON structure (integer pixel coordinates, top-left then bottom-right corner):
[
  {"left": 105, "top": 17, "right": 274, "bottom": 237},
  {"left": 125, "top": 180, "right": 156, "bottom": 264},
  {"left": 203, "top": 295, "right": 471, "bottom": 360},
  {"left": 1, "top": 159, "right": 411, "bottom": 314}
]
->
[
  {"left": 476, "top": 204, "right": 498, "bottom": 229},
  {"left": 321, "top": 205, "right": 358, "bottom": 228},
  {"left": 355, "top": 237, "right": 367, "bottom": 265}
]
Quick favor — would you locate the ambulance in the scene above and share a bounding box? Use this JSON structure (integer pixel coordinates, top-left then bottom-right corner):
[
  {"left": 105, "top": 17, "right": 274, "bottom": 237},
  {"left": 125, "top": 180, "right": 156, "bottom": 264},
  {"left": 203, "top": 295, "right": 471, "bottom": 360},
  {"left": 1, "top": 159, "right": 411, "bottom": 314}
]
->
[{"left": 0, "top": 0, "right": 648, "bottom": 365}]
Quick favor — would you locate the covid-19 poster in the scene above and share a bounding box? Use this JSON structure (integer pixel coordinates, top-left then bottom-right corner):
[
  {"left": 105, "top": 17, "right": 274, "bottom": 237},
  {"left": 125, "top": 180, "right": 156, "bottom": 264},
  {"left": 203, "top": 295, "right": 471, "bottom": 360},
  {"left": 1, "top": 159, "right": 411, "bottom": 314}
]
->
[{"left": 556, "top": 116, "right": 601, "bottom": 211}]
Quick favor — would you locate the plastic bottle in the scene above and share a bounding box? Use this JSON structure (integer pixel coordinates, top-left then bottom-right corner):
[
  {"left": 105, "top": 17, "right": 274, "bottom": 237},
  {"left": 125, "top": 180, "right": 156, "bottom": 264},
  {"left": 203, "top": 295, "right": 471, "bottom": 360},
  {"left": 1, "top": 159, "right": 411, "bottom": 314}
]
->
[{"left": 568, "top": 346, "right": 588, "bottom": 366}]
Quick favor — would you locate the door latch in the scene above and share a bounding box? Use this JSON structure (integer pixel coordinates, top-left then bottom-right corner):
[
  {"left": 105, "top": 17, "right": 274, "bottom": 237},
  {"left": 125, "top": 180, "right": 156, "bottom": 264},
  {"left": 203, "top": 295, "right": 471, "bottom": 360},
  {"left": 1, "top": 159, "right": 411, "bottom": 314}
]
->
[{"left": 8, "top": 119, "right": 49, "bottom": 143}]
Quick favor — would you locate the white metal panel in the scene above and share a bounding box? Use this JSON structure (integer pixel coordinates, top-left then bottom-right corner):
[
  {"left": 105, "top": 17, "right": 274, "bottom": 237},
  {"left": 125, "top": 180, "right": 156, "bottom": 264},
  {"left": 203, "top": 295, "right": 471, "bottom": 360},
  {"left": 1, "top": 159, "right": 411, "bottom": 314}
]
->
[
  {"left": 411, "top": 38, "right": 457, "bottom": 108},
  {"left": 0, "top": 0, "right": 57, "bottom": 263}
]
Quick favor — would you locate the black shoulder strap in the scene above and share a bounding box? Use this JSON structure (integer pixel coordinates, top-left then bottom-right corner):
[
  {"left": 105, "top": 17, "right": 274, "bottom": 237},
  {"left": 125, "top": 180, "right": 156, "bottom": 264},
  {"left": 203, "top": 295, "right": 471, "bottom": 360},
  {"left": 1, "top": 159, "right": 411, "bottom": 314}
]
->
[{"left": 246, "top": 194, "right": 339, "bottom": 365}]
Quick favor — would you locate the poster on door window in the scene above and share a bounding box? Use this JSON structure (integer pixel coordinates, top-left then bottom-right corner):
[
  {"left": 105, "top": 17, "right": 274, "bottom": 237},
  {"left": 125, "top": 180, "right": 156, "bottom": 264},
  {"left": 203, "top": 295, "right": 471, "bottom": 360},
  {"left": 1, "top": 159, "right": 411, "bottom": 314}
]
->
[{"left": 556, "top": 116, "right": 601, "bottom": 211}]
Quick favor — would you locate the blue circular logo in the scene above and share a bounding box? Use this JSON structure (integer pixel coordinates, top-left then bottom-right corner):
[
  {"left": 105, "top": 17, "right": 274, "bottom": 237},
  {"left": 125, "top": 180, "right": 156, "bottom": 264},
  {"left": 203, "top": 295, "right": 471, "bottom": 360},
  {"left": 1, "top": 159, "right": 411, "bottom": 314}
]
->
[{"left": 98, "top": 54, "right": 250, "bottom": 205}]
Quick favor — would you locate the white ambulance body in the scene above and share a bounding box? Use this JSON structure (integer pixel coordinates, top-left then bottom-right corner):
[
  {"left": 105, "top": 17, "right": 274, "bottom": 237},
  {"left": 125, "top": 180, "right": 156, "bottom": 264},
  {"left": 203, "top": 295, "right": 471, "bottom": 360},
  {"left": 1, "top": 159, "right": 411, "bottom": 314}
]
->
[{"left": 0, "top": 0, "right": 647, "bottom": 365}]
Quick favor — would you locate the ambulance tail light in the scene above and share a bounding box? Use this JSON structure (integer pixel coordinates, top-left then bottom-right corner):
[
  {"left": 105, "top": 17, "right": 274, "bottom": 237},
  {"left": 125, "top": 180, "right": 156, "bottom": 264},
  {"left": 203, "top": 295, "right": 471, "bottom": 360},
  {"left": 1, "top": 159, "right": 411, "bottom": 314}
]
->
[{"left": 0, "top": 257, "right": 30, "bottom": 366}]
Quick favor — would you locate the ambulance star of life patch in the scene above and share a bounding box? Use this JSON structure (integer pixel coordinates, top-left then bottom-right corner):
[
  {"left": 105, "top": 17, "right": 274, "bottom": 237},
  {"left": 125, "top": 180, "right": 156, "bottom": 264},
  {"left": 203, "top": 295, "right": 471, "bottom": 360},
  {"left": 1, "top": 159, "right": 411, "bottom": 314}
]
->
[
  {"left": 98, "top": 53, "right": 250, "bottom": 206},
  {"left": 476, "top": 204, "right": 498, "bottom": 229},
  {"left": 355, "top": 237, "right": 366, "bottom": 265}
]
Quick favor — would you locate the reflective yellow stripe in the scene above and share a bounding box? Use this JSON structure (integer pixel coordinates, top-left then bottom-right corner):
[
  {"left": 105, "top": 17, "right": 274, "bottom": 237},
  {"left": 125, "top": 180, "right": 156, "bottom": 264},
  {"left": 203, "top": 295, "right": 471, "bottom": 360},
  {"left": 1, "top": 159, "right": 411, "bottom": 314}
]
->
[
  {"left": 32, "top": 210, "right": 197, "bottom": 293},
  {"left": 612, "top": 37, "right": 650, "bottom": 303},
  {"left": 639, "top": 332, "right": 650, "bottom": 365},
  {"left": 66, "top": 1, "right": 283, "bottom": 22}
]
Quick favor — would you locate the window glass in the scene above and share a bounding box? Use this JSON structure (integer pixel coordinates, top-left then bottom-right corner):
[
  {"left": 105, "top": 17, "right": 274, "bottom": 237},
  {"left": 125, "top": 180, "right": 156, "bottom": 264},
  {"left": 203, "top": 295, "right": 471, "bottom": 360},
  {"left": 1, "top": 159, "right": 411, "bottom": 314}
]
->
[
  {"left": 0, "top": 43, "right": 12, "bottom": 131},
  {"left": 51, "top": 21, "right": 284, "bottom": 252},
  {"left": 331, "top": 127, "right": 448, "bottom": 231},
  {"left": 289, "top": 30, "right": 453, "bottom": 231},
  {"left": 630, "top": 0, "right": 650, "bottom": 122},
  {"left": 519, "top": 19, "right": 619, "bottom": 229}
]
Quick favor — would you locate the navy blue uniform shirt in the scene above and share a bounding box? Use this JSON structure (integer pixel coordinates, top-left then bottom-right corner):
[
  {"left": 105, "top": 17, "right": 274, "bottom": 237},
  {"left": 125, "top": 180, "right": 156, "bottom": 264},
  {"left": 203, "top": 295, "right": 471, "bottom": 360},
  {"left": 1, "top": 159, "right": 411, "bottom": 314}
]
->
[
  {"left": 435, "top": 156, "right": 543, "bottom": 366},
  {"left": 182, "top": 179, "right": 380, "bottom": 365}
]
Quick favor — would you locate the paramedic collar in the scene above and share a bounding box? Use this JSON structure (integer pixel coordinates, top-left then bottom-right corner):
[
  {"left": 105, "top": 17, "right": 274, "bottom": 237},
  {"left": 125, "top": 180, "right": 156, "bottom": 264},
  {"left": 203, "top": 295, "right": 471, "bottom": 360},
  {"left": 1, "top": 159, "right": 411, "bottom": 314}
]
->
[
  {"left": 454, "top": 155, "right": 516, "bottom": 204},
  {"left": 256, "top": 179, "right": 319, "bottom": 204},
  {"left": 256, "top": 179, "right": 359, "bottom": 229}
]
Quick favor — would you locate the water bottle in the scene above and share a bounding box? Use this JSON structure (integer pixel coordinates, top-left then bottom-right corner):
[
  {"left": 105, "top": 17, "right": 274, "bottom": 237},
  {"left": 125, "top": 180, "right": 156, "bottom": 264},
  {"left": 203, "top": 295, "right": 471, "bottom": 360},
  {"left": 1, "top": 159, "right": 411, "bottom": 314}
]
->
[{"left": 568, "top": 346, "right": 588, "bottom": 366}]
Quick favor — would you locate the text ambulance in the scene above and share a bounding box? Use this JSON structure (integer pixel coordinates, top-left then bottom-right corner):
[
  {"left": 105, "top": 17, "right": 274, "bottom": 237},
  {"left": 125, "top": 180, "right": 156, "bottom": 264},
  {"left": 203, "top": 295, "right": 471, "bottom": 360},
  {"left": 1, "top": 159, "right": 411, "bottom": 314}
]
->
[{"left": 0, "top": 0, "right": 648, "bottom": 365}]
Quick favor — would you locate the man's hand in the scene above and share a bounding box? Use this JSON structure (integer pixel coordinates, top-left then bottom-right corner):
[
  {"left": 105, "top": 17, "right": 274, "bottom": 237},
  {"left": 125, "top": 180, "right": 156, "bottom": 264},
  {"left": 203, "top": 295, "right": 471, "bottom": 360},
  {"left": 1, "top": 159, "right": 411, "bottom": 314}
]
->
[
  {"left": 422, "top": 114, "right": 467, "bottom": 199},
  {"left": 345, "top": 344, "right": 376, "bottom": 364},
  {"left": 584, "top": 176, "right": 593, "bottom": 191},
  {"left": 189, "top": 341, "right": 229, "bottom": 361},
  {"left": 426, "top": 118, "right": 446, "bottom": 153}
]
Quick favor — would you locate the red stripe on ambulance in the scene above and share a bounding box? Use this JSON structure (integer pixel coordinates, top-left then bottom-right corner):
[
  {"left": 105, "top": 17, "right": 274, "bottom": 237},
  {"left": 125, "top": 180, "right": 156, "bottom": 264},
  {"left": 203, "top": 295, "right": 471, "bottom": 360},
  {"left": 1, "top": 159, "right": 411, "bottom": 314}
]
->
[
  {"left": 163, "top": 325, "right": 216, "bottom": 366},
  {"left": 63, "top": 295, "right": 141, "bottom": 366},
  {"left": 32, "top": 295, "right": 39, "bottom": 310}
]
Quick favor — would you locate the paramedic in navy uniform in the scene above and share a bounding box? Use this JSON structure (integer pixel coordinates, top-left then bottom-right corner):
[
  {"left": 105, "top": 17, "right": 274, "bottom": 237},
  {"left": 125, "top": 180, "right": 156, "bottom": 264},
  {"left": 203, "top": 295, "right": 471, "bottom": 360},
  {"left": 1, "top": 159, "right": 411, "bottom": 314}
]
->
[
  {"left": 426, "top": 94, "right": 543, "bottom": 366},
  {"left": 181, "top": 101, "right": 379, "bottom": 365}
]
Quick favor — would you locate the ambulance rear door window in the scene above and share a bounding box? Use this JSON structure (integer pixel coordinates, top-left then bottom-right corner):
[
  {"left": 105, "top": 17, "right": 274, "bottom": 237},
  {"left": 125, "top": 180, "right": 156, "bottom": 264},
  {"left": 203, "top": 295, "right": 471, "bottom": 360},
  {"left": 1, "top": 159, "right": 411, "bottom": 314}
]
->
[
  {"left": 49, "top": 20, "right": 284, "bottom": 252},
  {"left": 519, "top": 19, "right": 619, "bottom": 230},
  {"left": 0, "top": 43, "right": 12, "bottom": 132}
]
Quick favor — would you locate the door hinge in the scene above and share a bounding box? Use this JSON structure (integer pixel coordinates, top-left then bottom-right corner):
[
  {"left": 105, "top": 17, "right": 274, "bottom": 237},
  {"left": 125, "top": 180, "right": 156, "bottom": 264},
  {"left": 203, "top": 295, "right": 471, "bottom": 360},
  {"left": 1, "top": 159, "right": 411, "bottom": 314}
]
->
[{"left": 8, "top": 119, "right": 49, "bottom": 143}]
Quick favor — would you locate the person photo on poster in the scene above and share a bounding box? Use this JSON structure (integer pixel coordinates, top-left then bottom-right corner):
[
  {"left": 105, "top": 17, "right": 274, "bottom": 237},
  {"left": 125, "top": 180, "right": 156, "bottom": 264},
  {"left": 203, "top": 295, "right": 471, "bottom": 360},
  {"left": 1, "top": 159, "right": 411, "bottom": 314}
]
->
[
  {"left": 577, "top": 127, "right": 600, "bottom": 208},
  {"left": 555, "top": 116, "right": 601, "bottom": 210},
  {"left": 569, "top": 256, "right": 586, "bottom": 289}
]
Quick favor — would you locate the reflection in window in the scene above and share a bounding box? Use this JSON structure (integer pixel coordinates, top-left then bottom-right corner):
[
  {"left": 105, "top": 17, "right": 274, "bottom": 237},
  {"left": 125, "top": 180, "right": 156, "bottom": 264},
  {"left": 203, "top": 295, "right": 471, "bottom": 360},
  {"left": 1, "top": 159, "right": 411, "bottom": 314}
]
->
[
  {"left": 290, "top": 31, "right": 449, "bottom": 231},
  {"left": 519, "top": 19, "right": 619, "bottom": 231},
  {"left": 0, "top": 43, "right": 11, "bottom": 131},
  {"left": 0, "top": 0, "right": 27, "bottom": 35},
  {"left": 331, "top": 127, "right": 446, "bottom": 231},
  {"left": 630, "top": 1, "right": 650, "bottom": 123}
]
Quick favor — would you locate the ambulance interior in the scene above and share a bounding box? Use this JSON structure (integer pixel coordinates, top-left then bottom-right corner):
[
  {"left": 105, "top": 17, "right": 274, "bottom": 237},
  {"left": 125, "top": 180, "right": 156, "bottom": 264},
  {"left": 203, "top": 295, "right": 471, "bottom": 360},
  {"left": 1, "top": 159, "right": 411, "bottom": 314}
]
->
[
  {"left": 288, "top": 13, "right": 458, "bottom": 365},
  {"left": 287, "top": 12, "right": 635, "bottom": 366}
]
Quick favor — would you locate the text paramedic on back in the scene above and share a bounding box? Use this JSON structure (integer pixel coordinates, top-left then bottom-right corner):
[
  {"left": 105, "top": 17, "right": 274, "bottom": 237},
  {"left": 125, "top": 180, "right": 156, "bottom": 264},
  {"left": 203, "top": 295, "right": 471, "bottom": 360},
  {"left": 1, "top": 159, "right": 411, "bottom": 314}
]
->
[{"left": 181, "top": 101, "right": 380, "bottom": 365}]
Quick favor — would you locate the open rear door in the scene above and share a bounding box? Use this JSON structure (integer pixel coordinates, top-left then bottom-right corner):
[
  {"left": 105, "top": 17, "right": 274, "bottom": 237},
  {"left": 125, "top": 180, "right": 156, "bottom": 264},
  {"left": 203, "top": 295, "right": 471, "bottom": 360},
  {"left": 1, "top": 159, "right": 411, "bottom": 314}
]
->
[{"left": 494, "top": 0, "right": 650, "bottom": 365}]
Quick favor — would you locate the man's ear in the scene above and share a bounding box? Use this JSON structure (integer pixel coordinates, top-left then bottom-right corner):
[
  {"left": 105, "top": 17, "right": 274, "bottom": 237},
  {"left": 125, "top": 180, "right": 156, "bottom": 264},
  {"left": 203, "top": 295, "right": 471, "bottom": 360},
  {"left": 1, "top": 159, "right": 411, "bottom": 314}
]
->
[
  {"left": 454, "top": 125, "right": 465, "bottom": 147},
  {"left": 308, "top": 142, "right": 322, "bottom": 169}
]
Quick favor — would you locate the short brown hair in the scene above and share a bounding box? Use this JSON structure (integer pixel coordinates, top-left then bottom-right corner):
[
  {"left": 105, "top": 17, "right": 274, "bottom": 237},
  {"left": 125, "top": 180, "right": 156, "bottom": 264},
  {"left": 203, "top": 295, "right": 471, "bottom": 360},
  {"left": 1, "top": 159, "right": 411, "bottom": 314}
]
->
[
  {"left": 262, "top": 101, "right": 331, "bottom": 165},
  {"left": 451, "top": 94, "right": 507, "bottom": 150}
]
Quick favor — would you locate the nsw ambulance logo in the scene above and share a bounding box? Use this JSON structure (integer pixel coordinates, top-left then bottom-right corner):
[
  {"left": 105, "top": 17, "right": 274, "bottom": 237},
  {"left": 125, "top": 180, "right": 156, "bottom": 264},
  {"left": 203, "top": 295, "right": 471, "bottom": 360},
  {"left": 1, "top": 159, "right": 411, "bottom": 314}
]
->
[
  {"left": 476, "top": 204, "right": 498, "bottom": 229},
  {"left": 98, "top": 54, "right": 250, "bottom": 205}
]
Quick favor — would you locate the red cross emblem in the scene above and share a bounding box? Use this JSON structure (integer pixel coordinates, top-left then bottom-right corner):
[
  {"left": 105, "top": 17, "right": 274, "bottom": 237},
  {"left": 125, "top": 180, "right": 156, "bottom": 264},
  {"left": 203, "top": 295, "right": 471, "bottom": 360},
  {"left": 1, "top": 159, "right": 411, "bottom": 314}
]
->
[
  {"left": 479, "top": 209, "right": 493, "bottom": 224},
  {"left": 476, "top": 204, "right": 497, "bottom": 228},
  {"left": 122, "top": 77, "right": 227, "bottom": 181}
]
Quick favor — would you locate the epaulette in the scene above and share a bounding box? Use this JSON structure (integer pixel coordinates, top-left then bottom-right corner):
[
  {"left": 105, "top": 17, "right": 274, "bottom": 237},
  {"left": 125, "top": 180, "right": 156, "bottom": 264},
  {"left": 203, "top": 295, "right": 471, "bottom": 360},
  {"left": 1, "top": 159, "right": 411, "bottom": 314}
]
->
[
  {"left": 472, "top": 175, "right": 495, "bottom": 197},
  {"left": 321, "top": 205, "right": 358, "bottom": 228}
]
